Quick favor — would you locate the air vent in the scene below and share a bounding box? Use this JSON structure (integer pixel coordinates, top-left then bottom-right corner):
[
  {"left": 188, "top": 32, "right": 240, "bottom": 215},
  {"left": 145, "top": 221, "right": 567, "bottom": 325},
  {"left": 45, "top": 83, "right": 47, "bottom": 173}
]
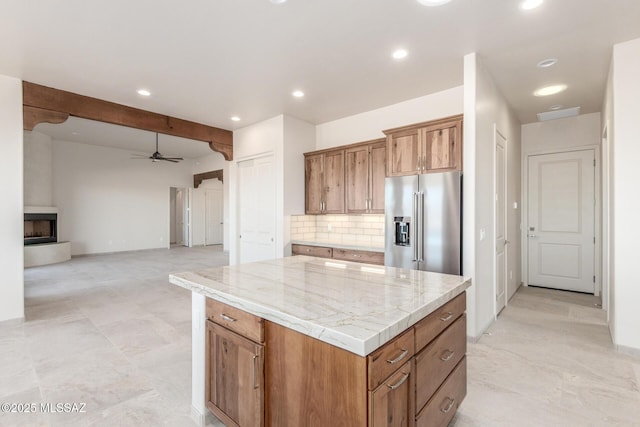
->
[{"left": 537, "top": 107, "right": 581, "bottom": 122}]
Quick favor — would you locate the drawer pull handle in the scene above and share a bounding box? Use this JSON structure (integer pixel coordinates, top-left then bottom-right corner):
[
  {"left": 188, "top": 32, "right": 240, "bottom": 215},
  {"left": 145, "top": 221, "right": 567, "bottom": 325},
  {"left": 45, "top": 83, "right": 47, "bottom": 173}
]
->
[
  {"left": 440, "top": 349, "right": 455, "bottom": 361},
  {"left": 439, "top": 312, "right": 454, "bottom": 322},
  {"left": 386, "top": 348, "right": 408, "bottom": 365},
  {"left": 252, "top": 354, "right": 259, "bottom": 389},
  {"left": 440, "top": 397, "right": 456, "bottom": 414},
  {"left": 220, "top": 313, "right": 237, "bottom": 322},
  {"left": 386, "top": 372, "right": 409, "bottom": 390},
  {"left": 352, "top": 254, "right": 361, "bottom": 257}
]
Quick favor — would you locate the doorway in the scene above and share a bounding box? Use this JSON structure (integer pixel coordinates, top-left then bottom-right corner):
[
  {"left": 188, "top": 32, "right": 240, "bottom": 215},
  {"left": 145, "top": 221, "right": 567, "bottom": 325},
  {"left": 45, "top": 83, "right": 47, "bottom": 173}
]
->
[
  {"left": 526, "top": 149, "right": 596, "bottom": 294},
  {"left": 172, "top": 187, "right": 190, "bottom": 247},
  {"left": 237, "top": 155, "right": 276, "bottom": 264},
  {"left": 205, "top": 189, "right": 223, "bottom": 246},
  {"left": 495, "top": 128, "right": 507, "bottom": 315}
]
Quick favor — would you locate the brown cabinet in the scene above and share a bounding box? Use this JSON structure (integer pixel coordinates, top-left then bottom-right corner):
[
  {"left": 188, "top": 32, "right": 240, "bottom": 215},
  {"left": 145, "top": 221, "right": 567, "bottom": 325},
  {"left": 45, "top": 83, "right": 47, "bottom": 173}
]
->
[
  {"left": 305, "top": 149, "right": 345, "bottom": 214},
  {"left": 205, "top": 292, "right": 467, "bottom": 427},
  {"left": 369, "top": 361, "right": 414, "bottom": 427},
  {"left": 292, "top": 243, "right": 384, "bottom": 265},
  {"left": 345, "top": 139, "right": 386, "bottom": 214},
  {"left": 206, "top": 321, "right": 264, "bottom": 427},
  {"left": 384, "top": 115, "right": 463, "bottom": 177}
]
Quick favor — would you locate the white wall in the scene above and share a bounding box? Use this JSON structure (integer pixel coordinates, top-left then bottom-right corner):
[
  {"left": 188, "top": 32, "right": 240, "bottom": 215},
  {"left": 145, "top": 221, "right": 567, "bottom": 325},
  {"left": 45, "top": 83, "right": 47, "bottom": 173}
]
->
[
  {"left": 602, "top": 58, "right": 615, "bottom": 335},
  {"left": 610, "top": 37, "right": 640, "bottom": 351},
  {"left": 464, "top": 53, "right": 522, "bottom": 339},
  {"left": 24, "top": 130, "right": 53, "bottom": 207},
  {"left": 193, "top": 152, "right": 229, "bottom": 250},
  {"left": 0, "top": 74, "right": 24, "bottom": 322},
  {"left": 52, "top": 140, "right": 193, "bottom": 255},
  {"left": 228, "top": 115, "right": 315, "bottom": 263},
  {"left": 521, "top": 112, "right": 601, "bottom": 154},
  {"left": 229, "top": 116, "right": 284, "bottom": 264},
  {"left": 315, "top": 86, "right": 464, "bottom": 150},
  {"left": 283, "top": 116, "right": 316, "bottom": 255}
]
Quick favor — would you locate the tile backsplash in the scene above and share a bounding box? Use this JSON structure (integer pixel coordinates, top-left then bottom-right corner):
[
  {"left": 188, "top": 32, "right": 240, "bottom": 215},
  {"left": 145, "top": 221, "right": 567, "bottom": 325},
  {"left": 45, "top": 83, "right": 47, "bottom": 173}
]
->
[{"left": 291, "top": 214, "right": 385, "bottom": 247}]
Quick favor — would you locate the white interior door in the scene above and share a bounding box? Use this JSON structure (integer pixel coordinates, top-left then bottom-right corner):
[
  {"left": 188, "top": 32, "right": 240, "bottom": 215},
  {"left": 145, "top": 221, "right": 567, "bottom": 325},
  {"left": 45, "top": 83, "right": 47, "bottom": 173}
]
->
[
  {"left": 495, "top": 130, "right": 507, "bottom": 314},
  {"left": 205, "top": 189, "right": 223, "bottom": 245},
  {"left": 176, "top": 188, "right": 185, "bottom": 246},
  {"left": 527, "top": 150, "right": 595, "bottom": 293},
  {"left": 238, "top": 155, "right": 276, "bottom": 264}
]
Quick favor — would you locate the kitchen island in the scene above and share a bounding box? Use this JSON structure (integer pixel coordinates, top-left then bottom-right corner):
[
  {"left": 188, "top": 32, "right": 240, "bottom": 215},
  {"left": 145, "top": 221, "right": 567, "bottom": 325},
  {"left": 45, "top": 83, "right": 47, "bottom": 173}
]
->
[{"left": 170, "top": 255, "right": 471, "bottom": 427}]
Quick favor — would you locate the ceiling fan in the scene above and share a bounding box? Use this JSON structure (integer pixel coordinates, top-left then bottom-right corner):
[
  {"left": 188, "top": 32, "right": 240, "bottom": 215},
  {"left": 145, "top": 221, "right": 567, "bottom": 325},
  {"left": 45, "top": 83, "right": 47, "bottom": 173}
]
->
[{"left": 131, "top": 133, "right": 184, "bottom": 163}]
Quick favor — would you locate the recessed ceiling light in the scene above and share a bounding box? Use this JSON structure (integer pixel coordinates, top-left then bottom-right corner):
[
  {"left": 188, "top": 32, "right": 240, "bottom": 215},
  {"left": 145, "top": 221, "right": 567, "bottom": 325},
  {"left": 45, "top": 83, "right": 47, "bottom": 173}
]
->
[
  {"left": 270, "top": 0, "right": 287, "bottom": 3},
  {"left": 392, "top": 49, "right": 408, "bottom": 60},
  {"left": 521, "top": 0, "right": 543, "bottom": 10},
  {"left": 231, "top": 116, "right": 241, "bottom": 122},
  {"left": 292, "top": 90, "right": 305, "bottom": 98},
  {"left": 137, "top": 89, "right": 151, "bottom": 97},
  {"left": 534, "top": 84, "right": 567, "bottom": 97},
  {"left": 550, "top": 104, "right": 563, "bottom": 111},
  {"left": 537, "top": 58, "right": 557, "bottom": 68},
  {"left": 416, "top": 0, "right": 452, "bottom": 6}
]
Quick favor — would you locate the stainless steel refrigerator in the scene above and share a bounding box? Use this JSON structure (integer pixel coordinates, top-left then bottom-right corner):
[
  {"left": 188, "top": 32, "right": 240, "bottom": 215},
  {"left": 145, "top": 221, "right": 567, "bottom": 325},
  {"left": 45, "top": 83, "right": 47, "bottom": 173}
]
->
[{"left": 384, "top": 171, "right": 462, "bottom": 274}]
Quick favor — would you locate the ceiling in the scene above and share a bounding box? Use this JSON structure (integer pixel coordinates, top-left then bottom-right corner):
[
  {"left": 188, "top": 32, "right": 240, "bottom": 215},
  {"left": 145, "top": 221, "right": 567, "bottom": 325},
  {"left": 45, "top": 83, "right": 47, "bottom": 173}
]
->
[
  {"left": 35, "top": 117, "right": 214, "bottom": 159},
  {"left": 2, "top": 0, "right": 640, "bottom": 137}
]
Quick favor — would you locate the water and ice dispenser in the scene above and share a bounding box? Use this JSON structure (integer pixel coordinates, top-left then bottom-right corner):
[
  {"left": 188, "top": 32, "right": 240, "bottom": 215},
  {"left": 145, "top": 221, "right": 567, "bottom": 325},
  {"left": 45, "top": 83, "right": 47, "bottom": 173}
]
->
[{"left": 393, "top": 216, "right": 411, "bottom": 246}]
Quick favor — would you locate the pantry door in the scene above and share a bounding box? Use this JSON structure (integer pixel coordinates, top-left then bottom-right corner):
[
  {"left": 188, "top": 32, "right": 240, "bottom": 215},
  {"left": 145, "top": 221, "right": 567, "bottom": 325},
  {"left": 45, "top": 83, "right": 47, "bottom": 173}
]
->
[
  {"left": 527, "top": 149, "right": 595, "bottom": 293},
  {"left": 237, "top": 155, "right": 276, "bottom": 264}
]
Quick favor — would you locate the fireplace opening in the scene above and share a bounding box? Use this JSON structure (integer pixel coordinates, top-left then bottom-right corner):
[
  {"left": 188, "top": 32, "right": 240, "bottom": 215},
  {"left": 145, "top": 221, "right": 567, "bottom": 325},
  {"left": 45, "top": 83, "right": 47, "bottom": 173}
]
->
[{"left": 24, "top": 213, "right": 57, "bottom": 245}]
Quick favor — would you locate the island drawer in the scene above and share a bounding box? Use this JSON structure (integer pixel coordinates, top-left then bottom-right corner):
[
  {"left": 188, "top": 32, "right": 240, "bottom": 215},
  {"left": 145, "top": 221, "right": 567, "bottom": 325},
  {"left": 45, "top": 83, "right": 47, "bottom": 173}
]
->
[
  {"left": 368, "top": 328, "right": 415, "bottom": 390},
  {"left": 206, "top": 298, "right": 264, "bottom": 344},
  {"left": 415, "top": 357, "right": 466, "bottom": 427},
  {"left": 332, "top": 248, "right": 384, "bottom": 265},
  {"left": 291, "top": 244, "right": 332, "bottom": 258},
  {"left": 414, "top": 292, "right": 466, "bottom": 352},
  {"left": 415, "top": 315, "right": 466, "bottom": 412}
]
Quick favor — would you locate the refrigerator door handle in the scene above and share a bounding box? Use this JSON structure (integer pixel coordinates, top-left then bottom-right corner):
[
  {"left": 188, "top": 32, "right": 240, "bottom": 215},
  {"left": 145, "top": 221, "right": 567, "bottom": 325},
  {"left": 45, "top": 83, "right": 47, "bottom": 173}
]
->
[
  {"left": 413, "top": 192, "right": 419, "bottom": 262},
  {"left": 418, "top": 191, "right": 424, "bottom": 262}
]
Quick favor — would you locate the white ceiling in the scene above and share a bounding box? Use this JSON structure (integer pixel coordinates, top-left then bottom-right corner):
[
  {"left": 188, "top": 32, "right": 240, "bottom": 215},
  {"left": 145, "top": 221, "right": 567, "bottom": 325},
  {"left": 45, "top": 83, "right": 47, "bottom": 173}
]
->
[
  {"left": 2, "top": 0, "right": 640, "bottom": 139},
  {"left": 34, "top": 117, "right": 214, "bottom": 159}
]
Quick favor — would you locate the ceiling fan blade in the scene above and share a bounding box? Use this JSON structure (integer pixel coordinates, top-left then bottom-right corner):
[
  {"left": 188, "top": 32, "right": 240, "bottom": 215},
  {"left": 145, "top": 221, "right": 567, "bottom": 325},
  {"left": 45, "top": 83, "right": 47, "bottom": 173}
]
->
[
  {"left": 160, "top": 158, "right": 180, "bottom": 163},
  {"left": 162, "top": 157, "right": 184, "bottom": 161}
]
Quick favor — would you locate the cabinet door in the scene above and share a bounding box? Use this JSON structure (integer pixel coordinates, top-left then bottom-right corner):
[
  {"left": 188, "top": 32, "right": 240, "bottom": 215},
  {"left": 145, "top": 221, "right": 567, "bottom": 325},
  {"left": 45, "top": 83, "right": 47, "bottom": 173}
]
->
[
  {"left": 387, "top": 129, "right": 420, "bottom": 177},
  {"left": 305, "top": 154, "right": 324, "bottom": 214},
  {"left": 423, "top": 120, "right": 462, "bottom": 172},
  {"left": 369, "top": 361, "right": 414, "bottom": 427},
  {"left": 369, "top": 141, "right": 386, "bottom": 213},
  {"left": 206, "top": 321, "right": 264, "bottom": 427},
  {"left": 346, "top": 145, "right": 370, "bottom": 213},
  {"left": 323, "top": 149, "right": 345, "bottom": 214}
]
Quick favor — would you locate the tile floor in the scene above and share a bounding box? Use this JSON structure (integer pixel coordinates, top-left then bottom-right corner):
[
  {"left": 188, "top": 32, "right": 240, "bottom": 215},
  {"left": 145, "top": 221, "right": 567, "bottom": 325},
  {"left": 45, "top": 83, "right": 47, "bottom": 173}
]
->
[
  {"left": 1, "top": 246, "right": 228, "bottom": 427},
  {"left": 1, "top": 246, "right": 639, "bottom": 426}
]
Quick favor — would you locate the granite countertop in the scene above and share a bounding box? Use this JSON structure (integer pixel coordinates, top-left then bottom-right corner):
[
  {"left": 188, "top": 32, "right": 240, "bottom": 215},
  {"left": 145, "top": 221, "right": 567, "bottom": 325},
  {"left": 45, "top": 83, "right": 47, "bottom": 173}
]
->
[
  {"left": 291, "top": 239, "right": 385, "bottom": 253},
  {"left": 169, "top": 256, "right": 471, "bottom": 356}
]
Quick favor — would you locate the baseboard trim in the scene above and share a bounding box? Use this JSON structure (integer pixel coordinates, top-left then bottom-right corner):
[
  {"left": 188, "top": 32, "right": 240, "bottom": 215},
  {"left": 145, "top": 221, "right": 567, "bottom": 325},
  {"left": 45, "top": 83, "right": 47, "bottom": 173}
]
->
[
  {"left": 0, "top": 316, "right": 25, "bottom": 326},
  {"left": 467, "top": 316, "right": 495, "bottom": 344},
  {"left": 616, "top": 344, "right": 640, "bottom": 357},
  {"left": 191, "top": 405, "right": 205, "bottom": 427}
]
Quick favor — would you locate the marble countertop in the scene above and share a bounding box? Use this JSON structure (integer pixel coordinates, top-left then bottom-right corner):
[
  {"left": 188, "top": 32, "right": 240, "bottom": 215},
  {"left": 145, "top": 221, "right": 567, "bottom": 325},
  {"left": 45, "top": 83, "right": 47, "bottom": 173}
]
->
[
  {"left": 169, "top": 256, "right": 471, "bottom": 356},
  {"left": 291, "top": 239, "right": 385, "bottom": 253}
]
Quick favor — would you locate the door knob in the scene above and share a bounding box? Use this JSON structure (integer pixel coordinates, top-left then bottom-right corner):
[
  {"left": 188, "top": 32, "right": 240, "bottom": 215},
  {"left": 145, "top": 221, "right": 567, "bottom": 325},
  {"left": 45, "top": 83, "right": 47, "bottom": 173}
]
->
[{"left": 528, "top": 234, "right": 537, "bottom": 238}]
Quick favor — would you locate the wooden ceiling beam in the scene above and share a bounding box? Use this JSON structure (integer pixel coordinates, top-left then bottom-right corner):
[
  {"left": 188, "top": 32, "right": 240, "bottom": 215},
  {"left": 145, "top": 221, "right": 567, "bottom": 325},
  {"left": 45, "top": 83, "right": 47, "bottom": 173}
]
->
[{"left": 22, "top": 81, "right": 233, "bottom": 160}]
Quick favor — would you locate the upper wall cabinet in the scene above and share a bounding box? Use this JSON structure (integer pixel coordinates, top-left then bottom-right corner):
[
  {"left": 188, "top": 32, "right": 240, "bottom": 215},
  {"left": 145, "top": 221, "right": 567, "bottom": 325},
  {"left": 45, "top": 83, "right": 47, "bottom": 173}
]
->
[
  {"left": 305, "top": 149, "right": 345, "bottom": 215},
  {"left": 345, "top": 139, "right": 386, "bottom": 214},
  {"left": 384, "top": 115, "right": 463, "bottom": 177}
]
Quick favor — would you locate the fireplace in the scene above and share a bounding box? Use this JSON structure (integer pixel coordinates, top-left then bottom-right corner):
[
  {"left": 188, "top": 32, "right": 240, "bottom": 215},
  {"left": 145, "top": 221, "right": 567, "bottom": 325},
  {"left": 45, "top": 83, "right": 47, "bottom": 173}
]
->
[{"left": 24, "top": 213, "right": 57, "bottom": 245}]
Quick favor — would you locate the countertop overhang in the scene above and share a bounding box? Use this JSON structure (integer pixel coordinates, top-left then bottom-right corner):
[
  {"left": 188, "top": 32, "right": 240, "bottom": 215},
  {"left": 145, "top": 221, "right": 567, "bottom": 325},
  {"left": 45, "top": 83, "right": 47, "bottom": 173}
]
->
[{"left": 169, "top": 255, "right": 471, "bottom": 356}]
